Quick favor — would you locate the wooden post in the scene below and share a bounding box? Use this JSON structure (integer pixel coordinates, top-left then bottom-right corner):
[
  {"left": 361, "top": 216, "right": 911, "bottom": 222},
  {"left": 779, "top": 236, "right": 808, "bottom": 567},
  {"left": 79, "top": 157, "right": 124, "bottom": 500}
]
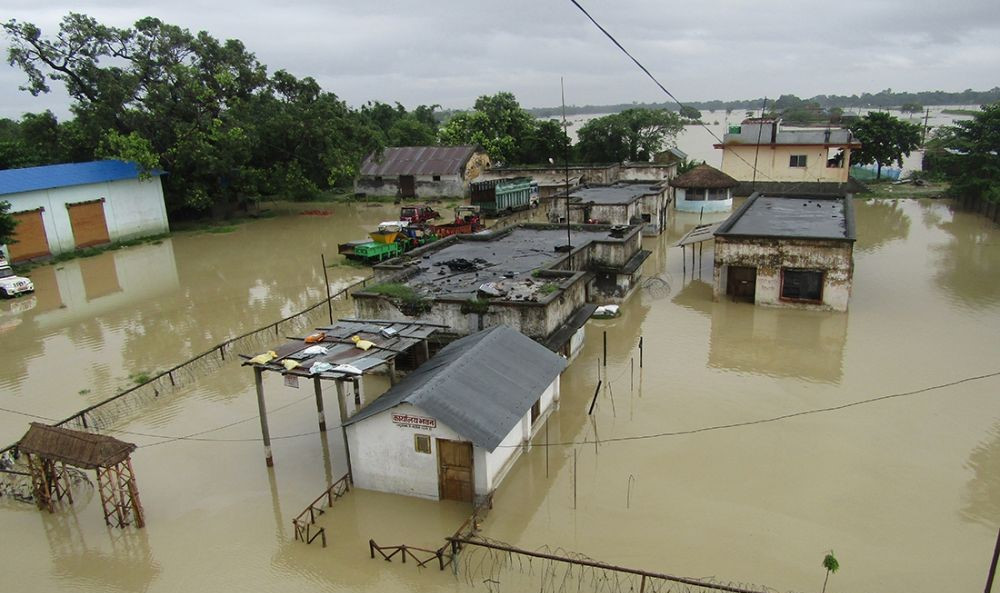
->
[
  {"left": 125, "top": 457, "right": 145, "bottom": 528},
  {"left": 335, "top": 381, "right": 353, "bottom": 480},
  {"left": 603, "top": 331, "right": 607, "bottom": 367},
  {"left": 321, "top": 253, "right": 334, "bottom": 325},
  {"left": 313, "top": 376, "right": 327, "bottom": 432},
  {"left": 639, "top": 336, "right": 643, "bottom": 368},
  {"left": 387, "top": 360, "right": 398, "bottom": 386},
  {"left": 986, "top": 527, "right": 1000, "bottom": 593},
  {"left": 573, "top": 448, "right": 577, "bottom": 510},
  {"left": 254, "top": 367, "right": 273, "bottom": 467}
]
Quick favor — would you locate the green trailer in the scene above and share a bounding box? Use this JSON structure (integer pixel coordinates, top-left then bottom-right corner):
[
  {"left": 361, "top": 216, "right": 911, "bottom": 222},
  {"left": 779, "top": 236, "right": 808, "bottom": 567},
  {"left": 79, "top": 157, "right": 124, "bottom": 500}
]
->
[
  {"left": 352, "top": 240, "right": 404, "bottom": 263},
  {"left": 471, "top": 177, "right": 533, "bottom": 216}
]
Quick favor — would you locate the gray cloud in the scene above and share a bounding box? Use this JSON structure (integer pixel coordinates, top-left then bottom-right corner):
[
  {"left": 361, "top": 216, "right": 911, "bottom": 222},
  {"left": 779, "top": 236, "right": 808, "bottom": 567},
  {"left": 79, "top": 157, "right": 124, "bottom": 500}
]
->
[{"left": 2, "top": 0, "right": 998, "bottom": 119}]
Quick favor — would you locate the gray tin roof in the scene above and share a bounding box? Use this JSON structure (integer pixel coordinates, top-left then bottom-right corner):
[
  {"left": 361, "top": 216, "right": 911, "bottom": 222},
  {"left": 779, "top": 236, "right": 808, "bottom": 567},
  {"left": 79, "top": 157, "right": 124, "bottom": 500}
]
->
[
  {"left": 359, "top": 146, "right": 481, "bottom": 177},
  {"left": 343, "top": 325, "right": 567, "bottom": 451},
  {"left": 714, "top": 193, "right": 856, "bottom": 241}
]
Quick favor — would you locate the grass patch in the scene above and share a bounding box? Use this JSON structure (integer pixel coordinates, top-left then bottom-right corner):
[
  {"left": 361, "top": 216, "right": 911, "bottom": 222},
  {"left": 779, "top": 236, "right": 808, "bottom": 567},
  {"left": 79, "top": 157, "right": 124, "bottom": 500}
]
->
[
  {"left": 78, "top": 389, "right": 91, "bottom": 396},
  {"left": 461, "top": 298, "right": 490, "bottom": 315},
  {"left": 204, "top": 225, "right": 238, "bottom": 234},
  {"left": 129, "top": 371, "right": 153, "bottom": 385},
  {"left": 13, "top": 233, "right": 171, "bottom": 274},
  {"left": 539, "top": 282, "right": 560, "bottom": 295},
  {"left": 365, "top": 282, "right": 432, "bottom": 315},
  {"left": 941, "top": 108, "right": 980, "bottom": 116},
  {"left": 861, "top": 180, "right": 951, "bottom": 200}
]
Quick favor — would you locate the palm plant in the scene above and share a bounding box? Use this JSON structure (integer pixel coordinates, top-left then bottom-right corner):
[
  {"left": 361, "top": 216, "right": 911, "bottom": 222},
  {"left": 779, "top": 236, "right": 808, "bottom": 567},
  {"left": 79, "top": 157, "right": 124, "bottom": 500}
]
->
[{"left": 821, "top": 551, "right": 840, "bottom": 593}]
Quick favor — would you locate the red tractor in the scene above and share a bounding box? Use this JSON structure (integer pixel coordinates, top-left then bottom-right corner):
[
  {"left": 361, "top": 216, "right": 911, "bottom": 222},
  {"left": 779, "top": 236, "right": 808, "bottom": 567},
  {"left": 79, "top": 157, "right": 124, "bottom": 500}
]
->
[
  {"left": 399, "top": 205, "right": 440, "bottom": 224},
  {"left": 432, "top": 206, "right": 484, "bottom": 237}
]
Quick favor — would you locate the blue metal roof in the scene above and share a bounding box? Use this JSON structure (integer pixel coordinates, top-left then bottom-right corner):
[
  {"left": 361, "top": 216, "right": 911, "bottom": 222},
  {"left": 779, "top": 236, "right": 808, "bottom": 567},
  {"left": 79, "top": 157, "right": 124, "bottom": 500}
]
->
[{"left": 0, "top": 161, "right": 163, "bottom": 196}]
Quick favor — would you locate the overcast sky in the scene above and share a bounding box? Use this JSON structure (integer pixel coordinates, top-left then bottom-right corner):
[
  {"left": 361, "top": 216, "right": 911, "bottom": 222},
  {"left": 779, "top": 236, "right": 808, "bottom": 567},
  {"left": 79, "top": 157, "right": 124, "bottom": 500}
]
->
[{"left": 2, "top": 0, "right": 999, "bottom": 120}]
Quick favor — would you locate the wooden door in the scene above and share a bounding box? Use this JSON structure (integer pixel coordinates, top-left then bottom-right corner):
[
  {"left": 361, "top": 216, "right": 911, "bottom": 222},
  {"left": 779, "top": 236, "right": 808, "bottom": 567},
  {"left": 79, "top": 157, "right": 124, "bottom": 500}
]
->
[
  {"left": 67, "top": 200, "right": 110, "bottom": 248},
  {"left": 726, "top": 266, "right": 757, "bottom": 303},
  {"left": 399, "top": 175, "right": 416, "bottom": 198},
  {"left": 437, "top": 439, "right": 474, "bottom": 503},
  {"left": 8, "top": 209, "right": 50, "bottom": 262}
]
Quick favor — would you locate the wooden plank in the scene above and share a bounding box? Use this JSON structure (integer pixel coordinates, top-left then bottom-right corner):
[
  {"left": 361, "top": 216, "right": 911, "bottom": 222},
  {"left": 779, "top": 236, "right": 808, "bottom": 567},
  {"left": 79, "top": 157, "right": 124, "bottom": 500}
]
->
[
  {"left": 8, "top": 209, "right": 50, "bottom": 261},
  {"left": 67, "top": 200, "right": 111, "bottom": 248}
]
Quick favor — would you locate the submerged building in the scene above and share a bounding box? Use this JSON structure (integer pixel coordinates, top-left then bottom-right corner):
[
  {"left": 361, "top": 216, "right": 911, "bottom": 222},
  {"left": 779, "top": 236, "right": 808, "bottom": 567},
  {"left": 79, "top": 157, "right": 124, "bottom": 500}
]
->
[
  {"left": 344, "top": 325, "right": 566, "bottom": 502},
  {"left": 0, "top": 161, "right": 168, "bottom": 263},
  {"left": 353, "top": 223, "right": 649, "bottom": 353},
  {"left": 712, "top": 194, "right": 856, "bottom": 311},
  {"left": 670, "top": 164, "right": 738, "bottom": 213},
  {"left": 355, "top": 146, "right": 490, "bottom": 198},
  {"left": 556, "top": 182, "right": 672, "bottom": 236}
]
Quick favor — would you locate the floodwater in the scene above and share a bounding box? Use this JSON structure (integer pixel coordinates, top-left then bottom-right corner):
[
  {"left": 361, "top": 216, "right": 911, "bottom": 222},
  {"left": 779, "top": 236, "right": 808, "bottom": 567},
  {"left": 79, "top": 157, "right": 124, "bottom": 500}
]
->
[{"left": 2, "top": 197, "right": 998, "bottom": 593}]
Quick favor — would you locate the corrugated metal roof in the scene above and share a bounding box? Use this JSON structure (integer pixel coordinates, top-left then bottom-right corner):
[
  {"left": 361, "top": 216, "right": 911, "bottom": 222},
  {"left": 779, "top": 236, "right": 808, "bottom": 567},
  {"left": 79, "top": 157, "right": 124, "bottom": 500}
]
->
[
  {"left": 344, "top": 325, "right": 567, "bottom": 452},
  {"left": 0, "top": 160, "right": 164, "bottom": 196},
  {"left": 359, "top": 146, "right": 481, "bottom": 177}
]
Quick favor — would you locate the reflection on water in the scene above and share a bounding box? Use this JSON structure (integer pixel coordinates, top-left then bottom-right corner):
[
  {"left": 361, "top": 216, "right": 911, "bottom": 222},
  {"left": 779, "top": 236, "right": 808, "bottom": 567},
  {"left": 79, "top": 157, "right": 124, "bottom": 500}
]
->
[
  {"left": 933, "top": 207, "right": 1000, "bottom": 308},
  {"left": 963, "top": 422, "right": 1000, "bottom": 528},
  {"left": 854, "top": 198, "right": 911, "bottom": 253}
]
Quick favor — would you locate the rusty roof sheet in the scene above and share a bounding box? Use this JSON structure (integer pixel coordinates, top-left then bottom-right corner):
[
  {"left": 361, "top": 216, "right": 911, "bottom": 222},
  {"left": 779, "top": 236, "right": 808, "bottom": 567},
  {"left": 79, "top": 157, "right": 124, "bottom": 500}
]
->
[
  {"left": 18, "top": 423, "right": 136, "bottom": 469},
  {"left": 242, "top": 319, "right": 441, "bottom": 379},
  {"left": 359, "top": 146, "right": 481, "bottom": 177}
]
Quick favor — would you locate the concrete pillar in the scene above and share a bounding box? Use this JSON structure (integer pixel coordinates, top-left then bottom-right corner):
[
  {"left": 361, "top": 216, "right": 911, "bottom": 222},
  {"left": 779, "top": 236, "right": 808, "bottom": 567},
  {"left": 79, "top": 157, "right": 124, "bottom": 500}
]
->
[{"left": 253, "top": 367, "right": 273, "bottom": 467}]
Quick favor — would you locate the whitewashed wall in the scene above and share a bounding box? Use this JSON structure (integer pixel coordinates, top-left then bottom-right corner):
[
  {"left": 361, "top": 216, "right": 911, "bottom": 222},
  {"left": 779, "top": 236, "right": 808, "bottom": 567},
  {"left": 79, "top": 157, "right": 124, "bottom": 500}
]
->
[
  {"left": 675, "top": 187, "right": 733, "bottom": 213},
  {"left": 3, "top": 176, "right": 168, "bottom": 257}
]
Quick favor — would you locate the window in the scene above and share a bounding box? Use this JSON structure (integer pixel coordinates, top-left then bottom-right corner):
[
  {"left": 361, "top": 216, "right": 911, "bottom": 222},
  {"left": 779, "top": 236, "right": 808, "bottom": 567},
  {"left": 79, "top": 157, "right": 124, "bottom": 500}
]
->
[
  {"left": 789, "top": 155, "right": 807, "bottom": 168},
  {"left": 374, "top": 176, "right": 383, "bottom": 186},
  {"left": 432, "top": 175, "right": 441, "bottom": 181},
  {"left": 781, "top": 269, "right": 824, "bottom": 302},
  {"left": 707, "top": 188, "right": 728, "bottom": 201},
  {"left": 686, "top": 189, "right": 705, "bottom": 201},
  {"left": 414, "top": 434, "right": 431, "bottom": 454},
  {"left": 641, "top": 213, "right": 652, "bottom": 223}
]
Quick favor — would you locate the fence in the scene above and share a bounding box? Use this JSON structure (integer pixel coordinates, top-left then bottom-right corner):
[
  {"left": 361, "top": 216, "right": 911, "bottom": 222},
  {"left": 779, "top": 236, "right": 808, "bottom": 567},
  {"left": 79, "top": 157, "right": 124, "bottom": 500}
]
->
[
  {"left": 1, "top": 275, "right": 374, "bottom": 456},
  {"left": 292, "top": 472, "right": 352, "bottom": 547},
  {"left": 368, "top": 491, "right": 494, "bottom": 571}
]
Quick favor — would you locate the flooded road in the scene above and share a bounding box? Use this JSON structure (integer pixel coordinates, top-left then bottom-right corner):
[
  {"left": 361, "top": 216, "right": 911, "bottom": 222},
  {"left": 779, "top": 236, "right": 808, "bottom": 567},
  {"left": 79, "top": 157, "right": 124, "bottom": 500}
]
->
[{"left": 1, "top": 198, "right": 998, "bottom": 593}]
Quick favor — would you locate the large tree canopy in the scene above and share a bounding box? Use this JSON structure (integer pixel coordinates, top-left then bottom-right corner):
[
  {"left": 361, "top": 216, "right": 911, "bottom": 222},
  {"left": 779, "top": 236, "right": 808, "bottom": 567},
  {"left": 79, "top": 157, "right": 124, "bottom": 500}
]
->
[
  {"left": 575, "top": 108, "right": 683, "bottom": 162},
  {"left": 1, "top": 14, "right": 412, "bottom": 215},
  {"left": 438, "top": 92, "right": 568, "bottom": 165},
  {"left": 849, "top": 111, "right": 922, "bottom": 179}
]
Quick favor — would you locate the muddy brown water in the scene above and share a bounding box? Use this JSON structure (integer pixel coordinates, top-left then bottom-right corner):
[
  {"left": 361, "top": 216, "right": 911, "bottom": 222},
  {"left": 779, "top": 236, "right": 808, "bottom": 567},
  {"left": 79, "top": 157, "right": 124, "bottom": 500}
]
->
[{"left": 1, "top": 198, "right": 997, "bottom": 592}]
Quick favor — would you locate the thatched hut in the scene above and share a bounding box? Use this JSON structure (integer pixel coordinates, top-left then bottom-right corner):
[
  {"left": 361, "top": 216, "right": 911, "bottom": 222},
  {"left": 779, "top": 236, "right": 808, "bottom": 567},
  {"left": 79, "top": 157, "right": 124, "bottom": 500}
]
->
[{"left": 670, "top": 164, "right": 738, "bottom": 213}]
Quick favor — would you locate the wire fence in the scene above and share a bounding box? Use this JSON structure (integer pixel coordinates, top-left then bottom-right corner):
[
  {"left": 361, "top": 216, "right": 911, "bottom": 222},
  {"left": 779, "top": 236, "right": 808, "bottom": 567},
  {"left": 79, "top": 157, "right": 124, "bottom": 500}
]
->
[{"left": 0, "top": 275, "right": 374, "bottom": 455}]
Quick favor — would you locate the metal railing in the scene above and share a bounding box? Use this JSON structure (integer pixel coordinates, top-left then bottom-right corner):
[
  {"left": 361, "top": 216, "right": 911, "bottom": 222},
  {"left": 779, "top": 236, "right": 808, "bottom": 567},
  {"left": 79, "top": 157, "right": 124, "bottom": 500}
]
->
[{"left": 292, "top": 472, "right": 352, "bottom": 547}]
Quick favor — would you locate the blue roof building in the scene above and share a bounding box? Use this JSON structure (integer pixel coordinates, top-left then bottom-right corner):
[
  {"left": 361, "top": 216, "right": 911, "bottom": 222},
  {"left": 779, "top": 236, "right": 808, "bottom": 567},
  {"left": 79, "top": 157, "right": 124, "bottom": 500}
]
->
[{"left": 1, "top": 161, "right": 168, "bottom": 262}]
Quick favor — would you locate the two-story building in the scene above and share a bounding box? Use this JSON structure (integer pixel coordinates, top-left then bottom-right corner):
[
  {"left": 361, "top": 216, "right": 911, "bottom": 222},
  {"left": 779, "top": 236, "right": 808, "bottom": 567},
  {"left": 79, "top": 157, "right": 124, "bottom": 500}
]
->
[{"left": 715, "top": 119, "right": 862, "bottom": 195}]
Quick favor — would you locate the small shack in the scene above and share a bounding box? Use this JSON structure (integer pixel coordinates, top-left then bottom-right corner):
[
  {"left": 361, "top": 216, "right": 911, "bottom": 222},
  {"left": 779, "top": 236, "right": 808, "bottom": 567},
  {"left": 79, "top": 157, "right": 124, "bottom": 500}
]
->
[
  {"left": 561, "top": 182, "right": 671, "bottom": 236},
  {"left": 344, "top": 325, "right": 567, "bottom": 502},
  {"left": 0, "top": 160, "right": 168, "bottom": 263},
  {"left": 355, "top": 146, "right": 490, "bottom": 198},
  {"left": 17, "top": 423, "right": 144, "bottom": 528},
  {"left": 712, "top": 193, "right": 856, "bottom": 311},
  {"left": 670, "top": 164, "right": 738, "bottom": 213}
]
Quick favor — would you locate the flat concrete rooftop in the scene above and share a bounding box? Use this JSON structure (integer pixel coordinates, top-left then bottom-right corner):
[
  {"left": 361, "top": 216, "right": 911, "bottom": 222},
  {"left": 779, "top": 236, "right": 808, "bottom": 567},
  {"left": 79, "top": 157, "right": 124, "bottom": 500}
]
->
[
  {"left": 571, "top": 183, "right": 661, "bottom": 205},
  {"left": 715, "top": 194, "right": 856, "bottom": 241},
  {"left": 395, "top": 227, "right": 627, "bottom": 300}
]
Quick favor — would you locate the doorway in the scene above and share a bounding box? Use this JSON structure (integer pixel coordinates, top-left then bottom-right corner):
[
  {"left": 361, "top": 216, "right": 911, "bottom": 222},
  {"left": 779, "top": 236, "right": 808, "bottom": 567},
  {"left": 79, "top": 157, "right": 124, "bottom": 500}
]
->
[
  {"left": 67, "top": 199, "right": 110, "bottom": 248},
  {"left": 437, "top": 439, "right": 474, "bottom": 502},
  {"left": 8, "top": 209, "right": 50, "bottom": 262},
  {"left": 399, "top": 175, "right": 416, "bottom": 198},
  {"left": 726, "top": 266, "right": 757, "bottom": 303}
]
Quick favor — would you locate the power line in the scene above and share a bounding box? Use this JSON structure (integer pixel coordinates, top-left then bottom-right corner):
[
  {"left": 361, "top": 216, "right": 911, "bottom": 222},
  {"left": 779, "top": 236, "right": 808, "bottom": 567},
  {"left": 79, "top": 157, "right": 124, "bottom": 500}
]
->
[
  {"left": 499, "top": 369, "right": 1000, "bottom": 448},
  {"left": 564, "top": 0, "right": 818, "bottom": 192}
]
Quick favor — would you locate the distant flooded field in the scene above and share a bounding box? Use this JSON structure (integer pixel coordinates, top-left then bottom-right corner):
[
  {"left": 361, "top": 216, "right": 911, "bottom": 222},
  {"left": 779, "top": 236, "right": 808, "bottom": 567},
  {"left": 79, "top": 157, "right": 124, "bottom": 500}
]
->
[{"left": 1, "top": 198, "right": 997, "bottom": 593}]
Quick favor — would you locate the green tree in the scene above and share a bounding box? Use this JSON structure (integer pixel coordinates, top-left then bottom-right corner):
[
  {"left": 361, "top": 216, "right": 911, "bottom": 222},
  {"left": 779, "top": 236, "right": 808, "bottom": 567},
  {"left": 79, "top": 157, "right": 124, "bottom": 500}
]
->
[
  {"left": 679, "top": 105, "right": 701, "bottom": 120},
  {"left": 849, "top": 111, "right": 922, "bottom": 179},
  {"left": 937, "top": 102, "right": 1000, "bottom": 203},
  {"left": 900, "top": 102, "right": 924, "bottom": 113},
  {"left": 575, "top": 108, "right": 683, "bottom": 162},
  {"left": 438, "top": 91, "right": 554, "bottom": 165},
  {"left": 821, "top": 551, "right": 840, "bottom": 593},
  {"left": 0, "top": 200, "right": 17, "bottom": 248}
]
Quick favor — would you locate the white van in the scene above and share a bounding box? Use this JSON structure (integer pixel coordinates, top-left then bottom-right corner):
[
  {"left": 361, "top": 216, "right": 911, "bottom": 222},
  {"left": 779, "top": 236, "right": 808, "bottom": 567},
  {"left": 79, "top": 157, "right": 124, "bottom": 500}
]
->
[{"left": 0, "top": 258, "right": 34, "bottom": 298}]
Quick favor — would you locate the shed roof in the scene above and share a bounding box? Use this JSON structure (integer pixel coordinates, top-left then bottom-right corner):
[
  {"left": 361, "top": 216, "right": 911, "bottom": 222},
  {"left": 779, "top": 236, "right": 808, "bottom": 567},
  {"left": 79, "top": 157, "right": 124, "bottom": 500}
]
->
[
  {"left": 669, "top": 164, "right": 738, "bottom": 189},
  {"left": 570, "top": 182, "right": 662, "bottom": 205},
  {"left": 359, "top": 146, "right": 481, "bottom": 177},
  {"left": 242, "top": 319, "right": 440, "bottom": 379},
  {"left": 0, "top": 160, "right": 163, "bottom": 196},
  {"left": 714, "top": 193, "right": 856, "bottom": 241},
  {"left": 18, "top": 423, "right": 136, "bottom": 470},
  {"left": 344, "top": 325, "right": 567, "bottom": 452}
]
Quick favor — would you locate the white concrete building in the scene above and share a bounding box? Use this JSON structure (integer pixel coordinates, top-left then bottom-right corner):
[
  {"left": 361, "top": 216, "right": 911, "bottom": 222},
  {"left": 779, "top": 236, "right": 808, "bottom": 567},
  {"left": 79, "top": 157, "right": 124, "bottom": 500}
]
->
[
  {"left": 713, "top": 194, "right": 856, "bottom": 312},
  {"left": 0, "top": 161, "right": 168, "bottom": 262},
  {"left": 344, "top": 325, "right": 567, "bottom": 502}
]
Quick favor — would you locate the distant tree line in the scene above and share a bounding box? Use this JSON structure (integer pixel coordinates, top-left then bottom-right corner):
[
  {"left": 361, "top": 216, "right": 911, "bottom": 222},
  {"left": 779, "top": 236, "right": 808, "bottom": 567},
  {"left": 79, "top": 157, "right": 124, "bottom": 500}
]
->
[{"left": 526, "top": 88, "right": 1000, "bottom": 118}]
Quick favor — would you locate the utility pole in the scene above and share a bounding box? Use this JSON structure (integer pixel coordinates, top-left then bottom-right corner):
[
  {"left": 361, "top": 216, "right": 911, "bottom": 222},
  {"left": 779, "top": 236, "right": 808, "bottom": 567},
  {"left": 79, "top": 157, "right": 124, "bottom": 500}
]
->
[
  {"left": 561, "top": 77, "right": 572, "bottom": 250},
  {"left": 922, "top": 107, "right": 931, "bottom": 144}
]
